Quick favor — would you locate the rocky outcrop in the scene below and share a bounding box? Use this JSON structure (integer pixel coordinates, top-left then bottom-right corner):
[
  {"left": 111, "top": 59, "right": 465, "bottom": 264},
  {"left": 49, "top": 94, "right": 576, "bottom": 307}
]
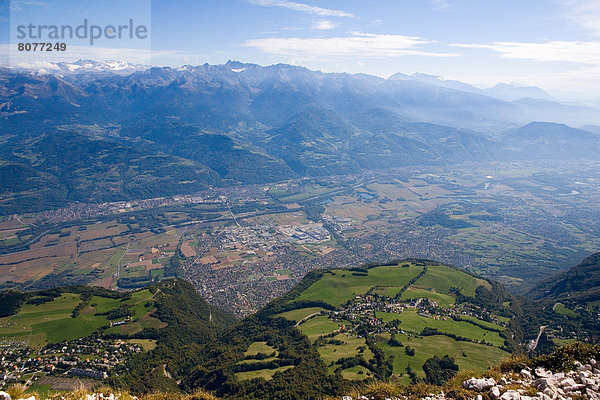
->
[
  {"left": 463, "top": 378, "right": 497, "bottom": 391},
  {"left": 463, "top": 360, "right": 600, "bottom": 400},
  {"left": 0, "top": 393, "right": 130, "bottom": 400},
  {"left": 337, "top": 359, "right": 600, "bottom": 400}
]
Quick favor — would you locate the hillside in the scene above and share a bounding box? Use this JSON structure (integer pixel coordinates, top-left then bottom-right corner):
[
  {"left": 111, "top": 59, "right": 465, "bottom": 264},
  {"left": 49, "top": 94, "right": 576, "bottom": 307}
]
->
[
  {"left": 530, "top": 252, "right": 600, "bottom": 302},
  {"left": 4, "top": 342, "right": 600, "bottom": 400},
  {"left": 2, "top": 257, "right": 600, "bottom": 399},
  {"left": 166, "top": 260, "right": 524, "bottom": 399},
  {"left": 0, "top": 280, "right": 234, "bottom": 394},
  {"left": 516, "top": 253, "right": 600, "bottom": 348}
]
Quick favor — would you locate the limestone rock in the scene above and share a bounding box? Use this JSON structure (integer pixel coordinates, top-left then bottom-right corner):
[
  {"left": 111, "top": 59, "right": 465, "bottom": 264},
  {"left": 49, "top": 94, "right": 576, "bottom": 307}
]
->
[
  {"left": 463, "top": 377, "right": 497, "bottom": 391},
  {"left": 535, "top": 368, "right": 552, "bottom": 378},
  {"left": 500, "top": 390, "right": 521, "bottom": 400},
  {"left": 490, "top": 386, "right": 502, "bottom": 399}
]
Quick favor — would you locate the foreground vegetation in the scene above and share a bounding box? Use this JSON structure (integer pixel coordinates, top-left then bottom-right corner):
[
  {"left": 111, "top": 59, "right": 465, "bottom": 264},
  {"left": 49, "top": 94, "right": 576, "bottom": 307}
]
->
[{"left": 5, "top": 343, "right": 599, "bottom": 400}]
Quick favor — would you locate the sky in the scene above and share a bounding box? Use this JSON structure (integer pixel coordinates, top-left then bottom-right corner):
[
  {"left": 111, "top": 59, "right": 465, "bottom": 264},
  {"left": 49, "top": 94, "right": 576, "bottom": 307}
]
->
[{"left": 2, "top": 0, "right": 600, "bottom": 100}]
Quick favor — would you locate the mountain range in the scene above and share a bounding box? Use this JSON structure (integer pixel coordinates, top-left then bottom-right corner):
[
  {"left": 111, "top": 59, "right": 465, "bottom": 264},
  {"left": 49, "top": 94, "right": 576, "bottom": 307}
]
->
[{"left": 1, "top": 60, "right": 600, "bottom": 214}]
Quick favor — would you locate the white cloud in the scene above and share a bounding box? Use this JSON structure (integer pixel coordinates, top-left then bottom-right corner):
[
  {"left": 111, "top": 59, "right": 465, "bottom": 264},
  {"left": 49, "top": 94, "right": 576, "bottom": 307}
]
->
[
  {"left": 244, "top": 32, "right": 457, "bottom": 58},
  {"left": 12, "top": 60, "right": 60, "bottom": 72},
  {"left": 559, "top": 0, "right": 600, "bottom": 36},
  {"left": 247, "top": 0, "right": 354, "bottom": 18},
  {"left": 10, "top": 0, "right": 48, "bottom": 12},
  {"left": 312, "top": 20, "right": 338, "bottom": 30},
  {"left": 455, "top": 40, "right": 600, "bottom": 65},
  {"left": 431, "top": 0, "right": 450, "bottom": 10}
]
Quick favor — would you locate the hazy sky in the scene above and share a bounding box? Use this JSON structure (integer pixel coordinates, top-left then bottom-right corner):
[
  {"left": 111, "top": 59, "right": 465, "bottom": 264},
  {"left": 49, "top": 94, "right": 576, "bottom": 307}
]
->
[{"left": 2, "top": 0, "right": 600, "bottom": 97}]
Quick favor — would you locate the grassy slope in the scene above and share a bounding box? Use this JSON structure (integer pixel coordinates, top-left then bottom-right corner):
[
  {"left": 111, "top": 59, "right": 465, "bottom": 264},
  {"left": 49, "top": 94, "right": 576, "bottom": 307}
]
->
[
  {"left": 273, "top": 307, "right": 326, "bottom": 322},
  {"left": 377, "top": 310, "right": 505, "bottom": 347},
  {"left": 280, "top": 261, "right": 508, "bottom": 384},
  {"left": 400, "top": 288, "right": 455, "bottom": 307},
  {"left": 377, "top": 333, "right": 508, "bottom": 385},
  {"left": 296, "top": 263, "right": 424, "bottom": 306},
  {"left": 0, "top": 293, "right": 111, "bottom": 343},
  {"left": 412, "top": 265, "right": 491, "bottom": 297}
]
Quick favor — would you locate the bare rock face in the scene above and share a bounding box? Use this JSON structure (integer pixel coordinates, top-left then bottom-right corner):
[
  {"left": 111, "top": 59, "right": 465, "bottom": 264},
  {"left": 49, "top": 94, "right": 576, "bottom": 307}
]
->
[
  {"left": 490, "top": 386, "right": 502, "bottom": 399},
  {"left": 500, "top": 390, "right": 521, "bottom": 400},
  {"left": 463, "top": 378, "right": 497, "bottom": 391},
  {"left": 0, "top": 391, "right": 11, "bottom": 400}
]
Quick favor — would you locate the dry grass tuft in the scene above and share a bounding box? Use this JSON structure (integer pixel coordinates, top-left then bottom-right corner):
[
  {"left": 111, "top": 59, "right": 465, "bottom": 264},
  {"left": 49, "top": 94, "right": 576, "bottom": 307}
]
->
[
  {"left": 497, "top": 355, "right": 530, "bottom": 373},
  {"left": 6, "top": 383, "right": 28, "bottom": 399}
]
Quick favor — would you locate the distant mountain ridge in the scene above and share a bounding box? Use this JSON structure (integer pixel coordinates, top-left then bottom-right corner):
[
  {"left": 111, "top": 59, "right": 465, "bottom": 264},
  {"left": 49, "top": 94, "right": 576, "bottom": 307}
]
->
[
  {"left": 2, "top": 61, "right": 600, "bottom": 214},
  {"left": 484, "top": 83, "right": 556, "bottom": 102}
]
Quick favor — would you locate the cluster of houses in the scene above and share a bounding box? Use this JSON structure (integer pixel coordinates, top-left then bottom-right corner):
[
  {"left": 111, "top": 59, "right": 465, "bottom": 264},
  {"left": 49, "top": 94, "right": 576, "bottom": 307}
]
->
[
  {"left": 0, "top": 338, "right": 143, "bottom": 389},
  {"left": 324, "top": 292, "right": 506, "bottom": 338}
]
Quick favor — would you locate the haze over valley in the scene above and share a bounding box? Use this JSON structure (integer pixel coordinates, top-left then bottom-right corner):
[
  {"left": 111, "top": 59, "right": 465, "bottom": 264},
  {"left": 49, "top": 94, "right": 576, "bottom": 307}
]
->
[
  {"left": 2, "top": 60, "right": 600, "bottom": 315},
  {"left": 2, "top": 1, "right": 600, "bottom": 396}
]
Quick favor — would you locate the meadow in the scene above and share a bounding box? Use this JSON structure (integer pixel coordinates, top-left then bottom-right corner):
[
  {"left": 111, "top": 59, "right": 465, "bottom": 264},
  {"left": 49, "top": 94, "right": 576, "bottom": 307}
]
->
[
  {"left": 234, "top": 341, "right": 294, "bottom": 382},
  {"left": 376, "top": 310, "right": 506, "bottom": 347},
  {"left": 274, "top": 307, "right": 326, "bottom": 322},
  {"left": 400, "top": 288, "right": 455, "bottom": 308},
  {"left": 0, "top": 293, "right": 109, "bottom": 344},
  {"left": 295, "top": 263, "right": 424, "bottom": 306},
  {"left": 0, "top": 288, "right": 162, "bottom": 345},
  {"left": 317, "top": 333, "right": 374, "bottom": 379},
  {"left": 412, "top": 265, "right": 490, "bottom": 297},
  {"left": 376, "top": 333, "right": 508, "bottom": 385}
]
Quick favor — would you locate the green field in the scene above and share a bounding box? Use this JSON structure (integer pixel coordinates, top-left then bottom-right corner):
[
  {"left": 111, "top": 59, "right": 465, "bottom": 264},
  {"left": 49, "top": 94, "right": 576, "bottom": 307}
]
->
[
  {"left": 553, "top": 303, "right": 578, "bottom": 318},
  {"left": 0, "top": 293, "right": 114, "bottom": 343},
  {"left": 125, "top": 289, "right": 154, "bottom": 319},
  {"left": 296, "top": 263, "right": 424, "bottom": 306},
  {"left": 400, "top": 288, "right": 455, "bottom": 308},
  {"left": 588, "top": 300, "right": 600, "bottom": 311},
  {"left": 274, "top": 307, "right": 326, "bottom": 322},
  {"left": 127, "top": 339, "right": 157, "bottom": 351},
  {"left": 90, "top": 296, "right": 121, "bottom": 314},
  {"left": 376, "top": 310, "right": 506, "bottom": 347},
  {"left": 238, "top": 342, "right": 278, "bottom": 364},
  {"left": 317, "top": 333, "right": 373, "bottom": 378},
  {"left": 372, "top": 286, "right": 406, "bottom": 297},
  {"left": 458, "top": 315, "right": 505, "bottom": 331},
  {"left": 0, "top": 289, "right": 160, "bottom": 345},
  {"left": 244, "top": 341, "right": 277, "bottom": 357},
  {"left": 412, "top": 265, "right": 490, "bottom": 297},
  {"left": 340, "top": 365, "right": 371, "bottom": 380},
  {"left": 377, "top": 333, "right": 508, "bottom": 385},
  {"left": 31, "top": 313, "right": 109, "bottom": 343},
  {"left": 276, "top": 184, "right": 343, "bottom": 203},
  {"left": 102, "top": 289, "right": 158, "bottom": 335},
  {"left": 235, "top": 365, "right": 294, "bottom": 381},
  {"left": 297, "top": 316, "right": 346, "bottom": 341},
  {"left": 234, "top": 341, "right": 294, "bottom": 381},
  {"left": 0, "top": 294, "right": 81, "bottom": 336},
  {"left": 553, "top": 338, "right": 579, "bottom": 346}
]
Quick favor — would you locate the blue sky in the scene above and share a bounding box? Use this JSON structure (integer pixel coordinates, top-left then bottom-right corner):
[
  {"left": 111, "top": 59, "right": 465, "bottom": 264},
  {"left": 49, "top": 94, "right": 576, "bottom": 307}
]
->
[{"left": 2, "top": 0, "right": 600, "bottom": 98}]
